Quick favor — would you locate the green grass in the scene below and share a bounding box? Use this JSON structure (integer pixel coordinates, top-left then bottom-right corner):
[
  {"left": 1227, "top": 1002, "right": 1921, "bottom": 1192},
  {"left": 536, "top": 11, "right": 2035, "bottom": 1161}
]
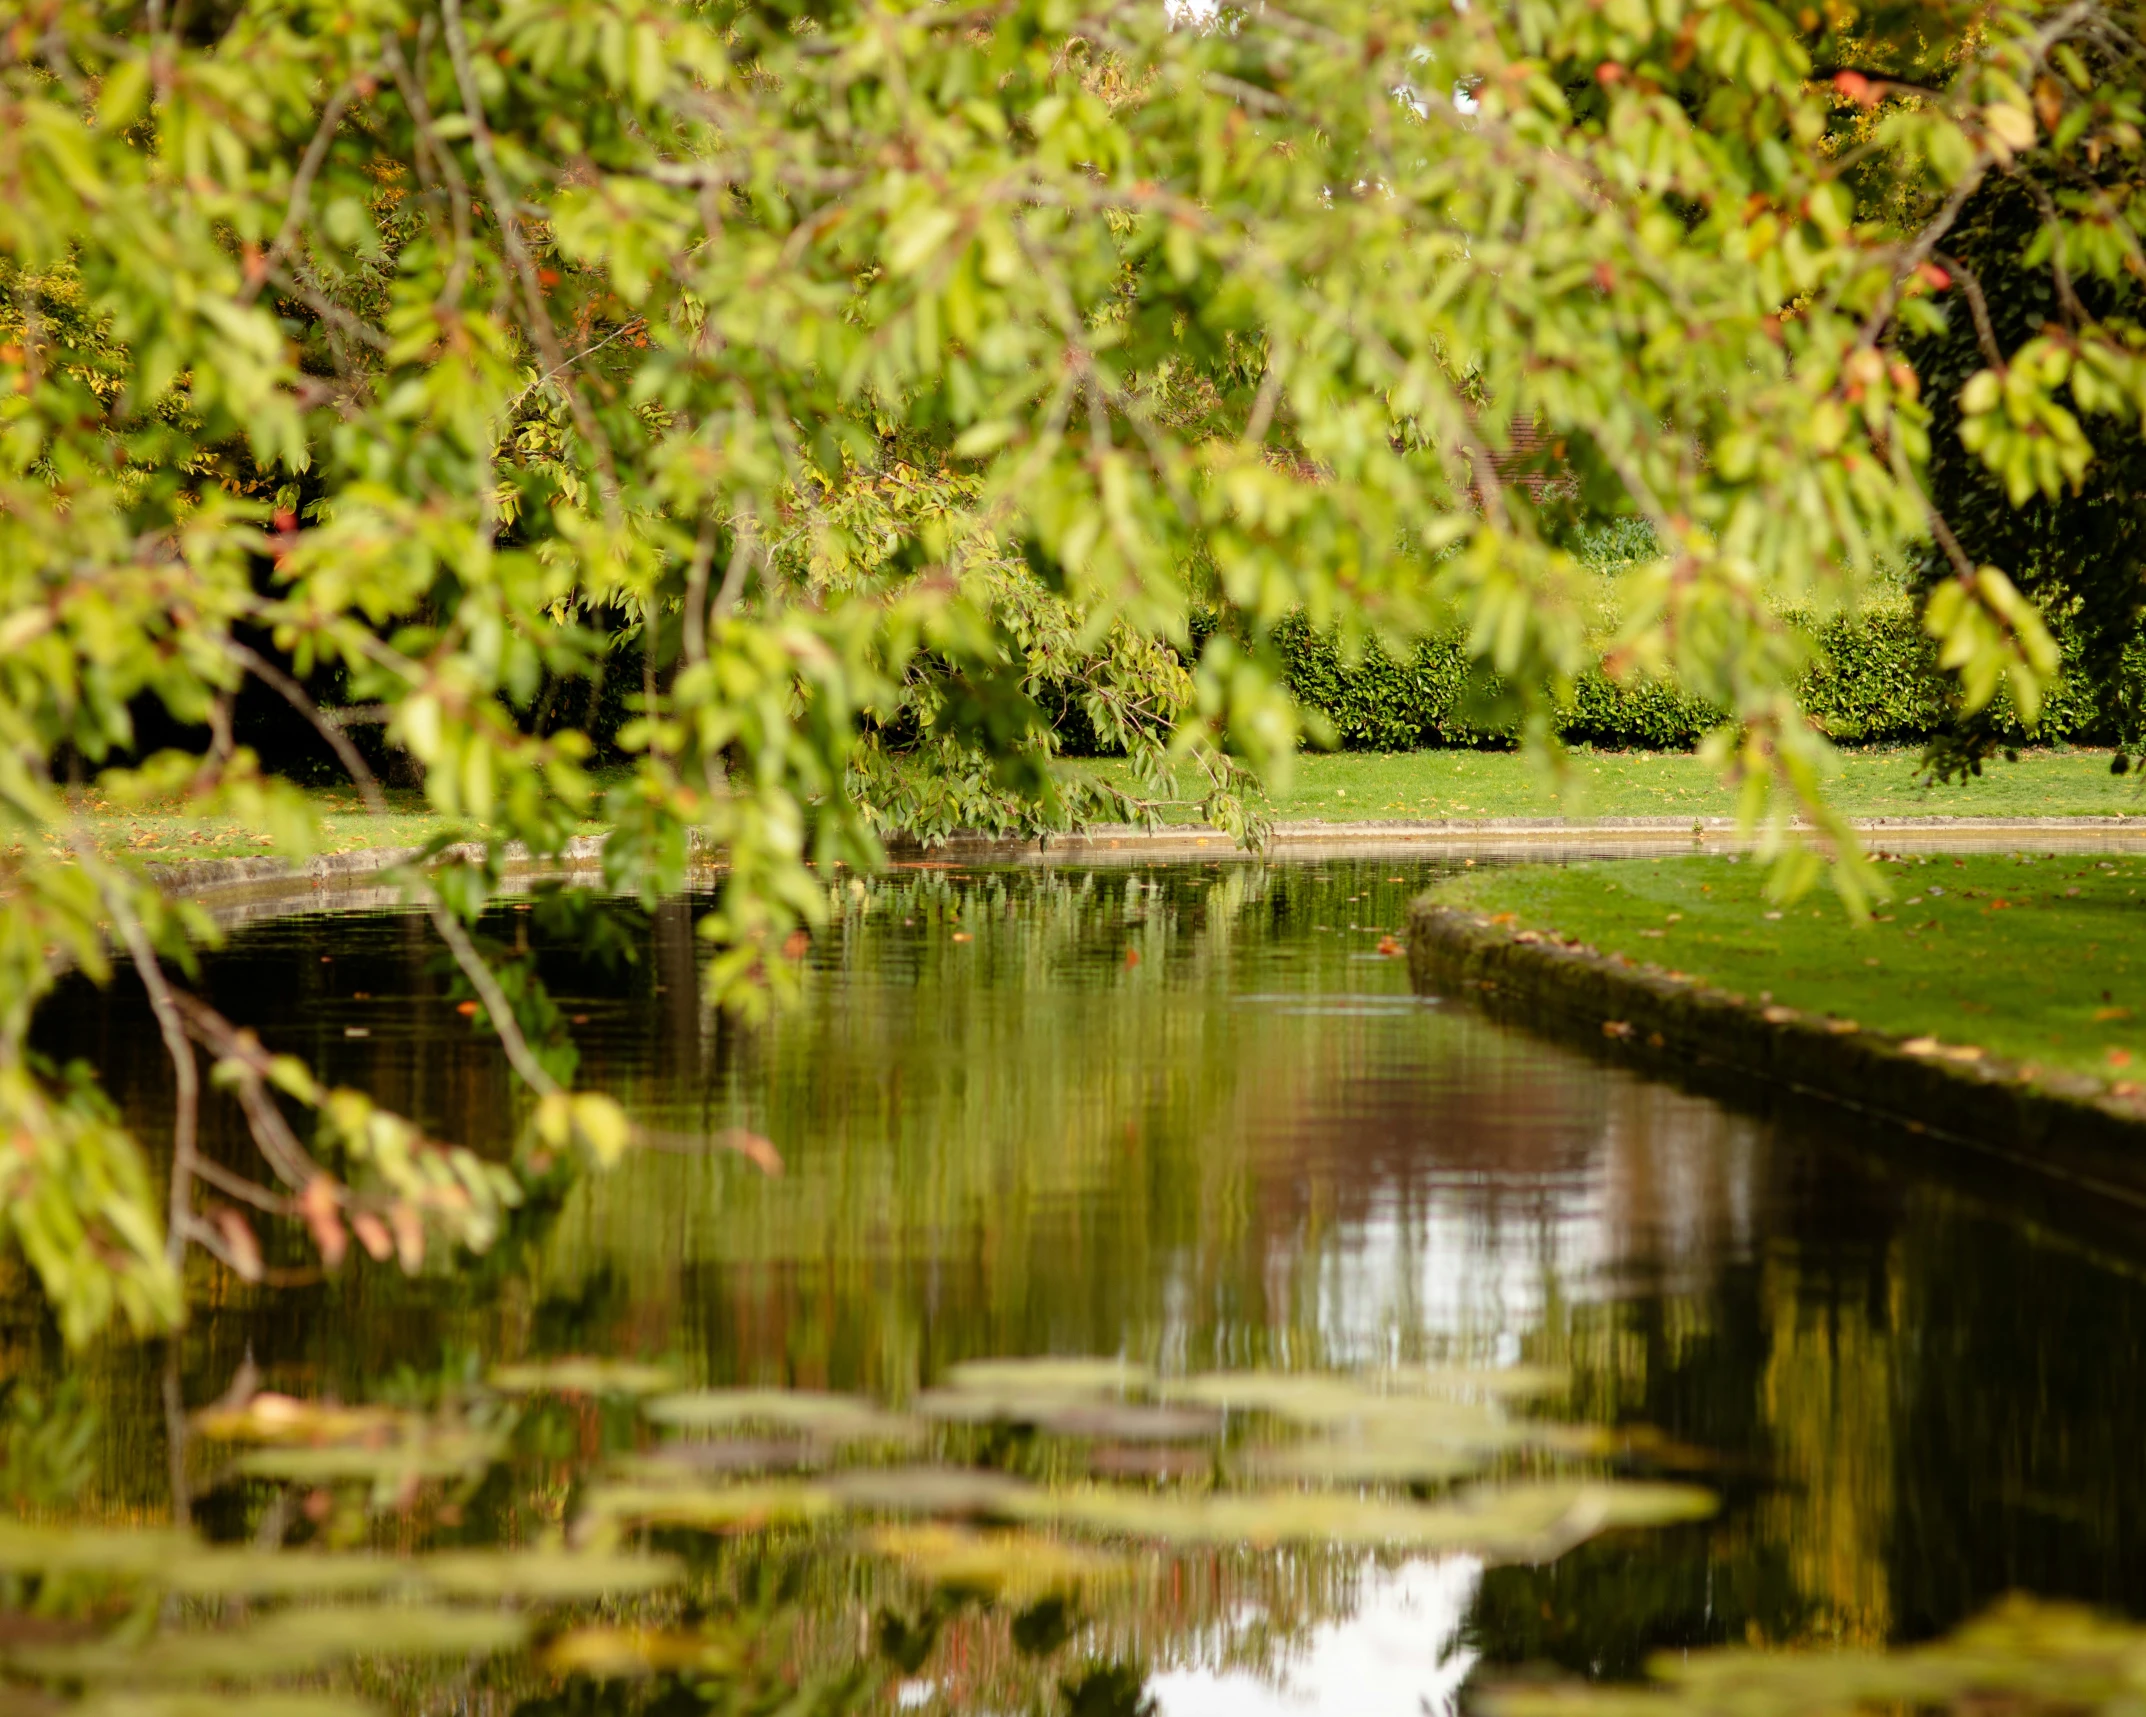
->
[
  {"left": 55, "top": 787, "right": 512, "bottom": 867},
  {"left": 42, "top": 744, "right": 2146, "bottom": 875},
  {"left": 1433, "top": 851, "right": 2146, "bottom": 1088},
  {"left": 1097, "top": 745, "right": 2146, "bottom": 823}
]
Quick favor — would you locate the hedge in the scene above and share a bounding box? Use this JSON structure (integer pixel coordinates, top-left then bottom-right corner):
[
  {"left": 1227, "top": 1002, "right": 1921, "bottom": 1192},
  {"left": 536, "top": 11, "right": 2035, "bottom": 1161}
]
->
[{"left": 1272, "top": 608, "right": 2141, "bottom": 752}]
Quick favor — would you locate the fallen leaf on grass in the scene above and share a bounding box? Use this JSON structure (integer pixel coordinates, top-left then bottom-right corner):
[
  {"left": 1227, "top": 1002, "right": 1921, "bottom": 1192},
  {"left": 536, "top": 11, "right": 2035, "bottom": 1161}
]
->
[
  {"left": 1601, "top": 1020, "right": 1633, "bottom": 1039},
  {"left": 1900, "top": 1037, "right": 1941, "bottom": 1056}
]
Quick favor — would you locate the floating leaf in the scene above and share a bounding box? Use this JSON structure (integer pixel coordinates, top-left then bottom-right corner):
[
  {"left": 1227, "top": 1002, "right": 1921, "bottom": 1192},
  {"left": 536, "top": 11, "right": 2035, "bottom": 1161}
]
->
[
  {"left": 8, "top": 1605, "right": 527, "bottom": 1683},
  {"left": 1008, "top": 1480, "right": 1714, "bottom": 1559},
  {"left": 69, "top": 1697, "right": 377, "bottom": 1717},
  {"left": 915, "top": 1393, "right": 1219, "bottom": 1441},
  {"left": 234, "top": 1430, "right": 503, "bottom": 1485},
  {"left": 644, "top": 1390, "right": 919, "bottom": 1443},
  {"left": 158, "top": 1550, "right": 409, "bottom": 1600},
  {"left": 420, "top": 1550, "right": 684, "bottom": 1601},
  {"left": 541, "top": 1626, "right": 741, "bottom": 1679},
  {"left": 1483, "top": 1596, "right": 2146, "bottom": 1717},
  {"left": 0, "top": 1521, "right": 193, "bottom": 1579},
  {"left": 942, "top": 1359, "right": 1152, "bottom": 1400},
  {"left": 826, "top": 1467, "right": 1036, "bottom": 1517},
  {"left": 489, "top": 1359, "right": 679, "bottom": 1397},
  {"left": 576, "top": 1480, "right": 840, "bottom": 1539},
  {"left": 867, "top": 1524, "right": 1134, "bottom": 1602},
  {"left": 193, "top": 1395, "right": 401, "bottom": 1446}
]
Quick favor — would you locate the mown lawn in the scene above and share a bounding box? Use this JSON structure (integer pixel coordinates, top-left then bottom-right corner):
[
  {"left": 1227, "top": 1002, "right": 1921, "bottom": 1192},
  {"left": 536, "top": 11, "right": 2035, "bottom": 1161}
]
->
[
  {"left": 1100, "top": 745, "right": 2146, "bottom": 824},
  {"left": 52, "top": 787, "right": 508, "bottom": 866},
  {"left": 1431, "top": 851, "right": 2146, "bottom": 1089},
  {"left": 41, "top": 744, "right": 2146, "bottom": 873}
]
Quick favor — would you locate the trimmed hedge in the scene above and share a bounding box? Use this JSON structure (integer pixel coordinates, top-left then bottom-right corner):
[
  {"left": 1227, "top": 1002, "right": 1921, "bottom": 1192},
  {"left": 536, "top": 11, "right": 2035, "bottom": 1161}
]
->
[{"left": 1274, "top": 609, "right": 2139, "bottom": 751}]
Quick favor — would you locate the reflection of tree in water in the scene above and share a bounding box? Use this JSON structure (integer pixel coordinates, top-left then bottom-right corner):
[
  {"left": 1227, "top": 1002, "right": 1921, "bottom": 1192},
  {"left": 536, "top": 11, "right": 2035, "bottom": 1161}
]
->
[{"left": 22, "top": 862, "right": 2146, "bottom": 1708}]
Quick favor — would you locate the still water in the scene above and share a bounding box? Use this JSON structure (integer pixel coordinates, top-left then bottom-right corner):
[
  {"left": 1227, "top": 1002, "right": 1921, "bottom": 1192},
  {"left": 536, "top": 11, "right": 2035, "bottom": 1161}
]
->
[{"left": 24, "top": 854, "right": 2146, "bottom": 1712}]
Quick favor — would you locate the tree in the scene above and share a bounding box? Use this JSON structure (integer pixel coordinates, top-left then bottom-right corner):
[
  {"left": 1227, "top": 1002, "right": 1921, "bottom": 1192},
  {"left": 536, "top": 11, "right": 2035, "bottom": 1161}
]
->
[{"left": 0, "top": 0, "right": 2137, "bottom": 1339}]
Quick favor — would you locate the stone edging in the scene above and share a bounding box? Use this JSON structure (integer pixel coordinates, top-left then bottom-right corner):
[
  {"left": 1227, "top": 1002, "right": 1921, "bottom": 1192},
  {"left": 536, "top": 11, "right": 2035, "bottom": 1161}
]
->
[
  {"left": 1405, "top": 898, "right": 2146, "bottom": 1210},
  {"left": 143, "top": 814, "right": 2146, "bottom": 906},
  {"left": 147, "top": 834, "right": 613, "bottom": 904}
]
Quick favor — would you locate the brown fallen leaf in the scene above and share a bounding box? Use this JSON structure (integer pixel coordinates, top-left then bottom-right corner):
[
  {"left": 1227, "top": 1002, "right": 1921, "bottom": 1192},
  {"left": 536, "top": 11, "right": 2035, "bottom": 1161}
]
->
[{"left": 1601, "top": 1020, "right": 1633, "bottom": 1040}]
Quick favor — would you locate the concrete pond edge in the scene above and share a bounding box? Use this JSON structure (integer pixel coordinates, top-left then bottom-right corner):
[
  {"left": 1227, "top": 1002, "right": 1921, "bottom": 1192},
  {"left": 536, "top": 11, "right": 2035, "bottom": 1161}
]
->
[
  {"left": 150, "top": 813, "right": 2146, "bottom": 907},
  {"left": 1405, "top": 897, "right": 2146, "bottom": 1212}
]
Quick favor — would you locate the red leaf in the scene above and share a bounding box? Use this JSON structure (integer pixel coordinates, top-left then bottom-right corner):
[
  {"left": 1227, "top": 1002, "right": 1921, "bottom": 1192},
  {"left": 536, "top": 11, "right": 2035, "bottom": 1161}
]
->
[
  {"left": 300, "top": 1176, "right": 347, "bottom": 1271},
  {"left": 350, "top": 1210, "right": 394, "bottom": 1262},
  {"left": 388, "top": 1203, "right": 426, "bottom": 1273},
  {"left": 715, "top": 1128, "right": 785, "bottom": 1177},
  {"left": 213, "top": 1207, "right": 264, "bottom": 1282}
]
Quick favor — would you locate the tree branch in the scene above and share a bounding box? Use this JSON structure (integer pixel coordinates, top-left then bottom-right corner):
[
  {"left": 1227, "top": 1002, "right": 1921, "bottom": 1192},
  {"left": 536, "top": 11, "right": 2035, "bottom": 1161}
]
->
[{"left": 222, "top": 639, "right": 388, "bottom": 815}]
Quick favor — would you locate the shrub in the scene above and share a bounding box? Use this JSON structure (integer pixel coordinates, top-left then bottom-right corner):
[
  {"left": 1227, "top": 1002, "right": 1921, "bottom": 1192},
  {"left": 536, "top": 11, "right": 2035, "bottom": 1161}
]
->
[{"left": 1267, "top": 607, "right": 2140, "bottom": 753}]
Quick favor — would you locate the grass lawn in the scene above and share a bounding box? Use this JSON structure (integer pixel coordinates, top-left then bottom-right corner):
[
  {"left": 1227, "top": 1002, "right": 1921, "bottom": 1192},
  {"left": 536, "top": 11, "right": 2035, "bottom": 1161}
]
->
[
  {"left": 1098, "top": 745, "right": 2146, "bottom": 824},
  {"left": 1431, "top": 851, "right": 2146, "bottom": 1089},
  {"left": 54, "top": 787, "right": 521, "bottom": 867},
  {"left": 38, "top": 744, "right": 2146, "bottom": 873}
]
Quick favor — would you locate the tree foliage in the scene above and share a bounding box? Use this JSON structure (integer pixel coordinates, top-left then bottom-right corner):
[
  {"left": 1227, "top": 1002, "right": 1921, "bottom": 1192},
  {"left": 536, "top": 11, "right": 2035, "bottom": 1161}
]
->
[{"left": 1, "top": 0, "right": 2141, "bottom": 1337}]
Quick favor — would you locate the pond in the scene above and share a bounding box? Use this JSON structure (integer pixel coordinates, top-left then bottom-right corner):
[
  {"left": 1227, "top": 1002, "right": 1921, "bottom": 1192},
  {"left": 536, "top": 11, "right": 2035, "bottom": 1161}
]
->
[{"left": 18, "top": 854, "right": 2146, "bottom": 1715}]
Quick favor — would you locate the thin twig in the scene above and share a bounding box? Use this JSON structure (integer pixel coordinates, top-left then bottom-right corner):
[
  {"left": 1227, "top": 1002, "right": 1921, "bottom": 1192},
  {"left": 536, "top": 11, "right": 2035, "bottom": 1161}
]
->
[
  {"left": 414, "top": 885, "right": 561, "bottom": 1095},
  {"left": 439, "top": 0, "right": 622, "bottom": 515},
  {"left": 240, "top": 75, "right": 367, "bottom": 306},
  {"left": 70, "top": 838, "right": 202, "bottom": 1271},
  {"left": 223, "top": 639, "right": 388, "bottom": 815},
  {"left": 681, "top": 512, "right": 718, "bottom": 667},
  {"left": 192, "top": 1158, "right": 296, "bottom": 1216},
  {"left": 1935, "top": 252, "right": 2008, "bottom": 371}
]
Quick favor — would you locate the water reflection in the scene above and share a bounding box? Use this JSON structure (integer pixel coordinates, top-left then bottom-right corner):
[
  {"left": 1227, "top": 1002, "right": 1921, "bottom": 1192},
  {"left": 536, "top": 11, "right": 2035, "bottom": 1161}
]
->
[{"left": 23, "top": 857, "right": 2146, "bottom": 1709}]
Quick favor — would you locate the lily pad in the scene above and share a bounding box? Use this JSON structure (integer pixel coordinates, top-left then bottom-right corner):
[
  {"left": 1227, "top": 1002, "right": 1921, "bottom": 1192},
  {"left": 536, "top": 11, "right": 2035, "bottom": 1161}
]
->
[
  {"left": 826, "top": 1466, "right": 1036, "bottom": 1517},
  {"left": 489, "top": 1359, "right": 679, "bottom": 1397},
  {"left": 7, "top": 1606, "right": 527, "bottom": 1683},
  {"left": 541, "top": 1626, "right": 741, "bottom": 1679},
  {"left": 192, "top": 1395, "right": 403, "bottom": 1446},
  {"left": 158, "top": 1551, "right": 410, "bottom": 1600},
  {"left": 941, "top": 1358, "right": 1153, "bottom": 1400},
  {"left": 1006, "top": 1479, "right": 1714, "bottom": 1559},
  {"left": 576, "top": 1480, "right": 841, "bottom": 1538},
  {"left": 644, "top": 1390, "right": 919, "bottom": 1443},
  {"left": 419, "top": 1550, "right": 684, "bottom": 1600},
  {"left": 914, "top": 1393, "right": 1219, "bottom": 1441},
  {"left": 867, "top": 1523, "right": 1135, "bottom": 1601}
]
